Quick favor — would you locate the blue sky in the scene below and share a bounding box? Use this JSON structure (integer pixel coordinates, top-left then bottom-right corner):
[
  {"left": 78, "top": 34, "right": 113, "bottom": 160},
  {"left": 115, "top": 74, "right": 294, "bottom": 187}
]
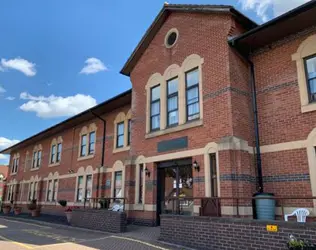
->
[{"left": 0, "top": 0, "right": 310, "bottom": 164}]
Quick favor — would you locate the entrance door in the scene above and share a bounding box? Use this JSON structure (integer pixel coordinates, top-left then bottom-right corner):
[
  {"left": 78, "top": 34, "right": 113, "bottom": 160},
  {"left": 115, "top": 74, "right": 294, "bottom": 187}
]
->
[{"left": 156, "top": 158, "right": 193, "bottom": 225}]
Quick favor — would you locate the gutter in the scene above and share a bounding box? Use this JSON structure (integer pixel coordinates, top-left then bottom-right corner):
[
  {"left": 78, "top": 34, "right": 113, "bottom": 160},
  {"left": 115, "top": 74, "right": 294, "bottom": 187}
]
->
[
  {"left": 229, "top": 0, "right": 316, "bottom": 45},
  {"left": 230, "top": 42, "right": 263, "bottom": 193}
]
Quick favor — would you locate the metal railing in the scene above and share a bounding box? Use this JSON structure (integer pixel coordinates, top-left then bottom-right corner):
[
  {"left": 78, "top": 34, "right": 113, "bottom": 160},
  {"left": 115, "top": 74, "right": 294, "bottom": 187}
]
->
[
  {"left": 164, "top": 196, "right": 316, "bottom": 221},
  {"left": 83, "top": 197, "right": 127, "bottom": 211}
]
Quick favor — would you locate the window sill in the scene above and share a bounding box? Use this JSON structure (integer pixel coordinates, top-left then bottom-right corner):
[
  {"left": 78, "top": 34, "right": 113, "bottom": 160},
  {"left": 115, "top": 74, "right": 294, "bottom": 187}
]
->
[
  {"left": 30, "top": 167, "right": 40, "bottom": 171},
  {"left": 113, "top": 146, "right": 130, "bottom": 154},
  {"left": 10, "top": 172, "right": 17, "bottom": 176},
  {"left": 133, "top": 203, "right": 144, "bottom": 211},
  {"left": 44, "top": 201, "right": 57, "bottom": 205},
  {"left": 77, "top": 154, "right": 94, "bottom": 162},
  {"left": 301, "top": 103, "right": 316, "bottom": 113},
  {"left": 49, "top": 162, "right": 60, "bottom": 167},
  {"left": 145, "top": 119, "right": 203, "bottom": 139}
]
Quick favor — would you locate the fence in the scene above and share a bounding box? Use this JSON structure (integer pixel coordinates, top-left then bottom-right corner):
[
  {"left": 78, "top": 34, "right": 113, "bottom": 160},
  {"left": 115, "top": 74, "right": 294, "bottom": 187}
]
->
[
  {"left": 83, "top": 197, "right": 127, "bottom": 210},
  {"left": 164, "top": 196, "right": 316, "bottom": 221}
]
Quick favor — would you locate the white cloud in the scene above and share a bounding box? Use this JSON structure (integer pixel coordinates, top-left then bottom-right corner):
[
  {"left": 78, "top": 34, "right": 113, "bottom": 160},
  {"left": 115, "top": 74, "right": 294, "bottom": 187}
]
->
[
  {"left": 5, "top": 96, "right": 15, "bottom": 101},
  {"left": 0, "top": 86, "right": 6, "bottom": 94},
  {"left": 0, "top": 137, "right": 20, "bottom": 164},
  {"left": 19, "top": 92, "right": 97, "bottom": 118},
  {"left": 80, "top": 57, "right": 107, "bottom": 75},
  {"left": 1, "top": 57, "right": 36, "bottom": 76},
  {"left": 239, "top": 0, "right": 311, "bottom": 22}
]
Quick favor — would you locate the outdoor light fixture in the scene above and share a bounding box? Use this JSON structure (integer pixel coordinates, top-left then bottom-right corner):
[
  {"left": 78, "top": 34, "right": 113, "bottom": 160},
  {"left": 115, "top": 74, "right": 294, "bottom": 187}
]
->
[
  {"left": 145, "top": 167, "right": 151, "bottom": 177},
  {"left": 68, "top": 169, "right": 75, "bottom": 174},
  {"left": 193, "top": 160, "right": 200, "bottom": 172}
]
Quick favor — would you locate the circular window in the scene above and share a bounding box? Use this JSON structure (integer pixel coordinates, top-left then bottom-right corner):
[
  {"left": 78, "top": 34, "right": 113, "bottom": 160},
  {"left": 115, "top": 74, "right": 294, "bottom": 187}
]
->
[{"left": 165, "top": 29, "right": 179, "bottom": 48}]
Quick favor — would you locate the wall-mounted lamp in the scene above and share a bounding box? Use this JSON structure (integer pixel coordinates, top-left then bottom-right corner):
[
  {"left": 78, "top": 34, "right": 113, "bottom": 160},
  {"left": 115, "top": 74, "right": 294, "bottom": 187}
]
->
[
  {"left": 145, "top": 167, "right": 151, "bottom": 177},
  {"left": 68, "top": 169, "right": 75, "bottom": 174},
  {"left": 193, "top": 160, "right": 200, "bottom": 172}
]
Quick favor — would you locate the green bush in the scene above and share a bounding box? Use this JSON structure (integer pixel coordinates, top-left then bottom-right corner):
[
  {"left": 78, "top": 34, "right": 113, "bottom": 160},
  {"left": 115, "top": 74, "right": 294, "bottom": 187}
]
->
[
  {"left": 58, "top": 200, "right": 67, "bottom": 207},
  {"left": 99, "top": 198, "right": 110, "bottom": 209}
]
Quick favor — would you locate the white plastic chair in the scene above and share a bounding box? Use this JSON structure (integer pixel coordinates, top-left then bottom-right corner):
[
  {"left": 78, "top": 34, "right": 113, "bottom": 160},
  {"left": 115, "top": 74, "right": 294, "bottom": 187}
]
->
[
  {"left": 109, "top": 204, "right": 123, "bottom": 212},
  {"left": 284, "top": 208, "right": 310, "bottom": 222}
]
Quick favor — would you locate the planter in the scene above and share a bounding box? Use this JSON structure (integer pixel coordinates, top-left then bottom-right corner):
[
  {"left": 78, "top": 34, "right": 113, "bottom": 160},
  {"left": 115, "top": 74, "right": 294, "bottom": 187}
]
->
[
  {"left": 31, "top": 210, "right": 40, "bottom": 217},
  {"left": 14, "top": 207, "right": 22, "bottom": 215},
  {"left": 2, "top": 207, "right": 10, "bottom": 214},
  {"left": 287, "top": 242, "right": 316, "bottom": 249},
  {"left": 65, "top": 211, "right": 72, "bottom": 223}
]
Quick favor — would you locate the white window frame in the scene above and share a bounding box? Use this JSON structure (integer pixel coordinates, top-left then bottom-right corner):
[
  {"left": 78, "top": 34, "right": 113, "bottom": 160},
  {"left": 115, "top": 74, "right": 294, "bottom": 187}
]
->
[
  {"left": 145, "top": 54, "right": 204, "bottom": 137},
  {"left": 74, "top": 166, "right": 94, "bottom": 202},
  {"left": 292, "top": 35, "right": 316, "bottom": 113},
  {"left": 135, "top": 156, "right": 146, "bottom": 207},
  {"left": 113, "top": 110, "right": 132, "bottom": 153},
  {"left": 31, "top": 145, "right": 42, "bottom": 170},
  {"left": 11, "top": 153, "right": 20, "bottom": 175},
  {"left": 49, "top": 137, "right": 63, "bottom": 167},
  {"left": 78, "top": 124, "right": 97, "bottom": 160}
]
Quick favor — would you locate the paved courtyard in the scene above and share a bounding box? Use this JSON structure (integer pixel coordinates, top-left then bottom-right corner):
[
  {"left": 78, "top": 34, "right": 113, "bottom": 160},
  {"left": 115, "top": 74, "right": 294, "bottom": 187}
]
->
[{"left": 0, "top": 217, "right": 188, "bottom": 250}]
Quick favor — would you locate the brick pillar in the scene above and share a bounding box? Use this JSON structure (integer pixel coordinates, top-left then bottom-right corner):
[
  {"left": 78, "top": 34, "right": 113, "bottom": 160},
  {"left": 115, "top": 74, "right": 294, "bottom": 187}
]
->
[
  {"left": 193, "top": 155, "right": 205, "bottom": 197},
  {"left": 145, "top": 162, "right": 155, "bottom": 205},
  {"left": 104, "top": 171, "right": 112, "bottom": 197},
  {"left": 124, "top": 164, "right": 135, "bottom": 205}
]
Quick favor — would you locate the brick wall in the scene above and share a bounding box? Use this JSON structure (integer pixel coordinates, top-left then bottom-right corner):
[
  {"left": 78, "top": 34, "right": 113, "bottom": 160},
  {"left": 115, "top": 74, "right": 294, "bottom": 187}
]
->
[
  {"left": 130, "top": 12, "right": 248, "bottom": 159},
  {"left": 253, "top": 27, "right": 316, "bottom": 145},
  {"left": 160, "top": 214, "right": 316, "bottom": 250},
  {"left": 0, "top": 165, "right": 8, "bottom": 200},
  {"left": 71, "top": 209, "right": 126, "bottom": 233},
  {"left": 6, "top": 104, "right": 131, "bottom": 204}
]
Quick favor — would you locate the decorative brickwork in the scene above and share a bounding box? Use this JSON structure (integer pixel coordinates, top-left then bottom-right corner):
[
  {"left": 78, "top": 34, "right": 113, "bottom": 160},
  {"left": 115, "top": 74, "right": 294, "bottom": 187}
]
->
[{"left": 160, "top": 215, "right": 316, "bottom": 250}]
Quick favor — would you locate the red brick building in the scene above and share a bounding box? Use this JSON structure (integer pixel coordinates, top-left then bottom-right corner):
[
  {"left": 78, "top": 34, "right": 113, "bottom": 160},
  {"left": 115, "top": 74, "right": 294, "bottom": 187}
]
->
[
  {"left": 1, "top": 2, "right": 316, "bottom": 225},
  {"left": 0, "top": 165, "right": 8, "bottom": 201}
]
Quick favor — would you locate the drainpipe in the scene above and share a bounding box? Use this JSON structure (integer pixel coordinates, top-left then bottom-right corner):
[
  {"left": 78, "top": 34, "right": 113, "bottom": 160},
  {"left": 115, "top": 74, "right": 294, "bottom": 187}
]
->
[
  {"left": 230, "top": 43, "right": 263, "bottom": 193},
  {"left": 90, "top": 111, "right": 106, "bottom": 168},
  {"left": 249, "top": 60, "right": 263, "bottom": 193},
  {"left": 90, "top": 111, "right": 107, "bottom": 198}
]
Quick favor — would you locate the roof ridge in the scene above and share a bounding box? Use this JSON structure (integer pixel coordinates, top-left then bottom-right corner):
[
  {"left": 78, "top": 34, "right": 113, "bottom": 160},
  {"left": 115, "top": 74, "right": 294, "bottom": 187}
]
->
[
  {"left": 164, "top": 4, "right": 233, "bottom": 7},
  {"left": 120, "top": 4, "right": 257, "bottom": 76}
]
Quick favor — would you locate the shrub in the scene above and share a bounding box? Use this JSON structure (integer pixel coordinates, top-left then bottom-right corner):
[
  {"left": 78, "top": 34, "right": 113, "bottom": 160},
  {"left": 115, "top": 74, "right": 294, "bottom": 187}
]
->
[
  {"left": 58, "top": 200, "right": 67, "bottom": 207},
  {"left": 1, "top": 204, "right": 11, "bottom": 209},
  {"left": 99, "top": 198, "right": 110, "bottom": 209},
  {"left": 27, "top": 203, "right": 37, "bottom": 211}
]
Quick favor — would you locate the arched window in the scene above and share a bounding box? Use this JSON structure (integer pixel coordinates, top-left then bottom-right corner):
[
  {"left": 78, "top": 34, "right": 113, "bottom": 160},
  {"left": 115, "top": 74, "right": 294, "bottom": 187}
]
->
[
  {"left": 31, "top": 145, "right": 42, "bottom": 170},
  {"left": 78, "top": 123, "right": 97, "bottom": 159},
  {"left": 11, "top": 153, "right": 20, "bottom": 174},
  {"left": 49, "top": 137, "right": 63, "bottom": 166},
  {"left": 292, "top": 35, "right": 316, "bottom": 113},
  {"left": 113, "top": 111, "right": 132, "bottom": 153},
  {"left": 145, "top": 54, "right": 204, "bottom": 137}
]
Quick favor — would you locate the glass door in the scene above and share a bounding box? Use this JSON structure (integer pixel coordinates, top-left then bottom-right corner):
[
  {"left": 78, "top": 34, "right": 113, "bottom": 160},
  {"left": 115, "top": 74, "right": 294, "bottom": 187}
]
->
[{"left": 157, "top": 159, "right": 193, "bottom": 221}]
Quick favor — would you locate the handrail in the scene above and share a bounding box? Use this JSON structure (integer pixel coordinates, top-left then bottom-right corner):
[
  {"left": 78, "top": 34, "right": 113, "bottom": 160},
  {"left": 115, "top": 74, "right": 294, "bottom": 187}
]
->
[
  {"left": 167, "top": 196, "right": 316, "bottom": 200},
  {"left": 164, "top": 196, "right": 316, "bottom": 219},
  {"left": 83, "top": 197, "right": 127, "bottom": 211}
]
